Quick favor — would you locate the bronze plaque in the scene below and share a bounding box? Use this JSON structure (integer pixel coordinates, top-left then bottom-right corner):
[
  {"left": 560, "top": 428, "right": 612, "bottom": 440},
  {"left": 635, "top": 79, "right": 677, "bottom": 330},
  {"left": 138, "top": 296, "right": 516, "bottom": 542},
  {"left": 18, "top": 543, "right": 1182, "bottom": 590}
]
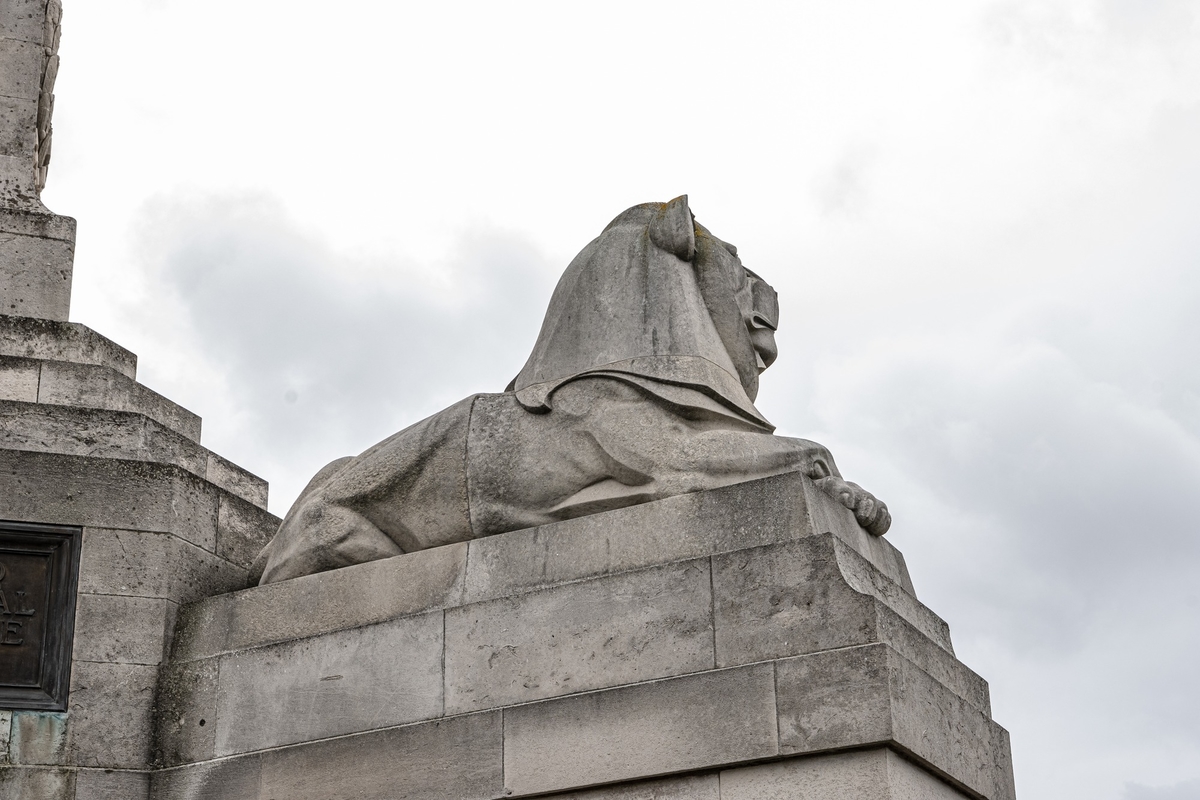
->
[{"left": 0, "top": 521, "right": 81, "bottom": 711}]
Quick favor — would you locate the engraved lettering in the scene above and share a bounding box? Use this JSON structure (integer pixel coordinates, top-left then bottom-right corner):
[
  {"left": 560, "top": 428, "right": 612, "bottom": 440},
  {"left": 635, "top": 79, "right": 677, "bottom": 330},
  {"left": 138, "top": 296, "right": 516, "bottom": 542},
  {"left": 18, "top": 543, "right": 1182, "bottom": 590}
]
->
[
  {"left": 13, "top": 591, "right": 35, "bottom": 616},
  {"left": 0, "top": 563, "right": 36, "bottom": 647},
  {"left": 1, "top": 620, "right": 23, "bottom": 646}
]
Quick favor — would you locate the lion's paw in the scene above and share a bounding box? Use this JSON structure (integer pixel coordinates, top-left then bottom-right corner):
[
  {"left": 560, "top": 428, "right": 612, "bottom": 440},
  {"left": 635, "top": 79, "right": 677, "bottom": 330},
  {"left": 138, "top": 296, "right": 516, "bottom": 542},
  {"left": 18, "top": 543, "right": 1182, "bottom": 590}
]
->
[{"left": 814, "top": 476, "right": 891, "bottom": 537}]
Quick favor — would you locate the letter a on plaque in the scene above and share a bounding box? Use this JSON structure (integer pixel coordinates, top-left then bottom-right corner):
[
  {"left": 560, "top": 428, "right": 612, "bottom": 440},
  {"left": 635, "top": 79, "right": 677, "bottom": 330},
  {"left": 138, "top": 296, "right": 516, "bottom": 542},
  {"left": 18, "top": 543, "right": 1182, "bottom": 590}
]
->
[{"left": 0, "top": 521, "right": 81, "bottom": 711}]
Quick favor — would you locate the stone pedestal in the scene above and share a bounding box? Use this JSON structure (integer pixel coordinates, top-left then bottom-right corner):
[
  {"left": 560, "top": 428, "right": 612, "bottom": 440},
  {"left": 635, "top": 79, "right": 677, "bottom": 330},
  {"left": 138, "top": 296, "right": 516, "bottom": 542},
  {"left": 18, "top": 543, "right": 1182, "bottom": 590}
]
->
[
  {"left": 0, "top": 315, "right": 279, "bottom": 800},
  {"left": 153, "top": 472, "right": 1015, "bottom": 800}
]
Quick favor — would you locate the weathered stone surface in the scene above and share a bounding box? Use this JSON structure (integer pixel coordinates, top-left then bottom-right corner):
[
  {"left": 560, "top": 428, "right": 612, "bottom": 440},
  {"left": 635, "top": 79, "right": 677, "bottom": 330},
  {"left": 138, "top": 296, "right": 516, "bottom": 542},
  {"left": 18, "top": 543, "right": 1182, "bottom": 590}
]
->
[
  {"left": 0, "top": 37, "right": 44, "bottom": 103},
  {"left": 0, "top": 211, "right": 74, "bottom": 320},
  {"left": 212, "top": 611, "right": 444, "bottom": 756},
  {"left": 0, "top": 96, "right": 36, "bottom": 158},
  {"left": 874, "top": 606, "right": 991, "bottom": 714},
  {"left": 154, "top": 659, "right": 217, "bottom": 767},
  {"left": 0, "top": 710, "right": 9, "bottom": 759},
  {"left": 711, "top": 535, "right": 959, "bottom": 679},
  {"left": 0, "top": 401, "right": 205, "bottom": 475},
  {"left": 256, "top": 711, "right": 503, "bottom": 800},
  {"left": 465, "top": 471, "right": 914, "bottom": 607},
  {"left": 72, "top": 594, "right": 176, "bottom": 666},
  {"left": 503, "top": 664, "right": 778, "bottom": 796},
  {"left": 7, "top": 712, "right": 67, "bottom": 765},
  {"left": 0, "top": 0, "right": 53, "bottom": 43},
  {"left": 0, "top": 400, "right": 272, "bottom": 513},
  {"left": 37, "top": 359, "right": 200, "bottom": 442},
  {"left": 206, "top": 453, "right": 267, "bottom": 510},
  {"left": 79, "top": 528, "right": 246, "bottom": 604},
  {"left": 64, "top": 661, "right": 157, "bottom": 769},
  {"left": 75, "top": 768, "right": 151, "bottom": 800},
  {"left": 536, "top": 774, "right": 720, "bottom": 799},
  {"left": 214, "top": 495, "right": 278, "bottom": 570},
  {"left": 0, "top": 316, "right": 136, "bottom": 379},
  {"left": 775, "top": 644, "right": 1015, "bottom": 800},
  {"left": 173, "top": 543, "right": 465, "bottom": 662},
  {"left": 0, "top": 765, "right": 75, "bottom": 799},
  {"left": 718, "top": 749, "right": 971, "bottom": 799},
  {"left": 151, "top": 755, "right": 262, "bottom": 800},
  {"left": 0, "top": 452, "right": 219, "bottom": 552},
  {"left": 0, "top": 356, "right": 38, "bottom": 401},
  {"left": 713, "top": 534, "right": 881, "bottom": 664},
  {"left": 447, "top": 559, "right": 714, "bottom": 713}
]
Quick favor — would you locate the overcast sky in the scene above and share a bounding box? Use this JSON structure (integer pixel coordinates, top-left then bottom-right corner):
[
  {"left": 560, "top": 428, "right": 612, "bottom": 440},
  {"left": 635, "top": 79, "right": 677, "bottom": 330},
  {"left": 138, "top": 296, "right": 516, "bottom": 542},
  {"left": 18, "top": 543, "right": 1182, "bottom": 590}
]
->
[{"left": 39, "top": 1, "right": 1200, "bottom": 797}]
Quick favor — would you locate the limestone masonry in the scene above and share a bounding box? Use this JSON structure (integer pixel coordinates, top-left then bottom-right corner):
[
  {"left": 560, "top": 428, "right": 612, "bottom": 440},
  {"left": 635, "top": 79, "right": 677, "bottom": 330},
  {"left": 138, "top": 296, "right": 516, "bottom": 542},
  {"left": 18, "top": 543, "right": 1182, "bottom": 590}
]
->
[{"left": 1, "top": 3, "right": 1016, "bottom": 798}]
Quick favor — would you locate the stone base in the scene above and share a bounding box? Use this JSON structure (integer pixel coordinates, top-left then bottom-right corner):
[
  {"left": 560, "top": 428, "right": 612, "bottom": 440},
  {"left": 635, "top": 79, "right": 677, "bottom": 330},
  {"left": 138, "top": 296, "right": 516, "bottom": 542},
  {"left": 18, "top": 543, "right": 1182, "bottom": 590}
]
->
[
  {"left": 0, "top": 316, "right": 277, "bottom": 800},
  {"left": 0, "top": 209, "right": 75, "bottom": 321},
  {"left": 155, "top": 472, "right": 1015, "bottom": 800}
]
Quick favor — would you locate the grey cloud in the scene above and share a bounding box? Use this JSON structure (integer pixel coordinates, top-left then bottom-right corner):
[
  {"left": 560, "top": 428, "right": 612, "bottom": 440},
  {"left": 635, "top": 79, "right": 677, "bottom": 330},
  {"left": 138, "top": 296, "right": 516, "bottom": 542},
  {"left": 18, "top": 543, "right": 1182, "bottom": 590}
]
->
[{"left": 133, "top": 192, "right": 557, "bottom": 512}]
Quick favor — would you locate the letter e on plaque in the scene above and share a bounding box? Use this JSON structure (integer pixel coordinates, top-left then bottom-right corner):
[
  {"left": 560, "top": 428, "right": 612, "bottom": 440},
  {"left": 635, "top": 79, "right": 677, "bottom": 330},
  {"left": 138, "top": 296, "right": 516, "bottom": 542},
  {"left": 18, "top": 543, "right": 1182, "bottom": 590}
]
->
[{"left": 0, "top": 521, "right": 81, "bottom": 711}]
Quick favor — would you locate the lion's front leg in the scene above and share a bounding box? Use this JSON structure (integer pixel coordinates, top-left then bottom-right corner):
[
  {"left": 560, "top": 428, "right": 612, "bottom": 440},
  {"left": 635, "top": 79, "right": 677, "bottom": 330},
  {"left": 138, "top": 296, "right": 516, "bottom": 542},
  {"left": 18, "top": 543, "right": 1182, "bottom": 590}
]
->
[{"left": 787, "top": 438, "right": 891, "bottom": 537}]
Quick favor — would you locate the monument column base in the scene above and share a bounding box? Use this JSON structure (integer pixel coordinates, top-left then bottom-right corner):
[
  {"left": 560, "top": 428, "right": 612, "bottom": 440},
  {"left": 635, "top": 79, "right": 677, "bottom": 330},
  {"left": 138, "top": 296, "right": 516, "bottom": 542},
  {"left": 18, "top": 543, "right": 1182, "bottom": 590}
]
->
[{"left": 0, "top": 208, "right": 75, "bottom": 321}]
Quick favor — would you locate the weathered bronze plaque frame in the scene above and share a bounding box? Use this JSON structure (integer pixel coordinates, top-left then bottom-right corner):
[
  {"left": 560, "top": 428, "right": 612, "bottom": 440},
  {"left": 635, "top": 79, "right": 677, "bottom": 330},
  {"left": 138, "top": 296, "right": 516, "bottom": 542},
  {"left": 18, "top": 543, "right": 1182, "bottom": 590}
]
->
[{"left": 0, "top": 520, "right": 81, "bottom": 711}]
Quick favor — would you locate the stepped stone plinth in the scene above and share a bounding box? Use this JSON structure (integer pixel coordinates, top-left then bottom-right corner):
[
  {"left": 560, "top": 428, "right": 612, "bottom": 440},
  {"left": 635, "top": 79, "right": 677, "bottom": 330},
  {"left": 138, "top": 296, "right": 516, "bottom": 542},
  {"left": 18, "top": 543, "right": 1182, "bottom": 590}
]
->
[
  {"left": 152, "top": 472, "right": 1015, "bottom": 800},
  {"left": 0, "top": 315, "right": 279, "bottom": 800}
]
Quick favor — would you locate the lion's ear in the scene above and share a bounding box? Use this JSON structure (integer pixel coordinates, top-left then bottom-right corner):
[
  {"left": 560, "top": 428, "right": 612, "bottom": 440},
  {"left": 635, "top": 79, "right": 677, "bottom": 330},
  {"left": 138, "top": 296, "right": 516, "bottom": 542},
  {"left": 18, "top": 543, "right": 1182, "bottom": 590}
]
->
[{"left": 649, "top": 195, "right": 695, "bottom": 261}]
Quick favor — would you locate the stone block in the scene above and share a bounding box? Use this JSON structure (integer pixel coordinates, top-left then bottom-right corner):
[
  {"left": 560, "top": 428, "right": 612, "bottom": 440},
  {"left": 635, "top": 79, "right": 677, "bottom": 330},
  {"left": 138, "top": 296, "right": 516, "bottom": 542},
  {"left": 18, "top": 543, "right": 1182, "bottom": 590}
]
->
[
  {"left": 0, "top": 356, "right": 38, "bottom": 401},
  {"left": 711, "top": 536, "right": 962, "bottom": 693},
  {"left": 0, "top": 231, "right": 73, "bottom": 321},
  {"left": 0, "top": 317, "right": 136, "bottom": 379},
  {"left": 712, "top": 535, "right": 882, "bottom": 666},
  {"left": 212, "top": 610, "right": 444, "bottom": 756},
  {"left": 465, "top": 471, "right": 914, "bottom": 607},
  {"left": 536, "top": 774, "right": 720, "bottom": 799},
  {"left": 205, "top": 452, "right": 267, "bottom": 510},
  {"left": 0, "top": 401, "right": 209, "bottom": 478},
  {"left": 446, "top": 559, "right": 714, "bottom": 714},
  {"left": 874, "top": 606, "right": 991, "bottom": 714},
  {"left": 0, "top": 0, "right": 52, "bottom": 44},
  {"left": 75, "top": 768, "right": 151, "bottom": 800},
  {"left": 0, "top": 710, "right": 9, "bottom": 760},
  {"left": 79, "top": 528, "right": 245, "bottom": 604},
  {"left": 150, "top": 755, "right": 263, "bottom": 800},
  {"left": 828, "top": 534, "right": 950, "bottom": 651},
  {"left": 0, "top": 765, "right": 75, "bottom": 800},
  {"left": 775, "top": 644, "right": 1015, "bottom": 800},
  {"left": 72, "top": 594, "right": 176, "bottom": 666},
  {"left": 173, "top": 542, "right": 465, "bottom": 662},
  {"left": 0, "top": 452, "right": 219, "bottom": 552},
  {"left": 256, "top": 711, "right": 503, "bottom": 800},
  {"left": 7, "top": 712, "right": 67, "bottom": 765},
  {"left": 154, "top": 659, "right": 217, "bottom": 767},
  {"left": 503, "top": 664, "right": 778, "bottom": 797},
  {"left": 718, "top": 749, "right": 971, "bottom": 799},
  {"left": 64, "top": 661, "right": 157, "bottom": 769},
  {"left": 0, "top": 37, "right": 44, "bottom": 101},
  {"left": 37, "top": 360, "right": 200, "bottom": 442},
  {"left": 214, "top": 494, "right": 278, "bottom": 570}
]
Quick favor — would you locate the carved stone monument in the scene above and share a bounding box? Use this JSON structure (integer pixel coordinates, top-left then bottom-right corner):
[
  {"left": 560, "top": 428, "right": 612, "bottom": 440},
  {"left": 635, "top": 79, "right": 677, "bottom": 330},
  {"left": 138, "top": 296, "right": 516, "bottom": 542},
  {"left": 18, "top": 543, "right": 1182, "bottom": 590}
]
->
[
  {"left": 256, "top": 195, "right": 890, "bottom": 583},
  {"left": 1, "top": 3, "right": 1017, "bottom": 798}
]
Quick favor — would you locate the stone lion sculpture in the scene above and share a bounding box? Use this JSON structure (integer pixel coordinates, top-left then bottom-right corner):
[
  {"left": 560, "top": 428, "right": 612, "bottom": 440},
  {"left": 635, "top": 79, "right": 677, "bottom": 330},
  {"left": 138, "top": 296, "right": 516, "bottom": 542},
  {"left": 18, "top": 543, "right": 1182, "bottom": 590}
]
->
[{"left": 251, "top": 196, "right": 890, "bottom": 584}]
